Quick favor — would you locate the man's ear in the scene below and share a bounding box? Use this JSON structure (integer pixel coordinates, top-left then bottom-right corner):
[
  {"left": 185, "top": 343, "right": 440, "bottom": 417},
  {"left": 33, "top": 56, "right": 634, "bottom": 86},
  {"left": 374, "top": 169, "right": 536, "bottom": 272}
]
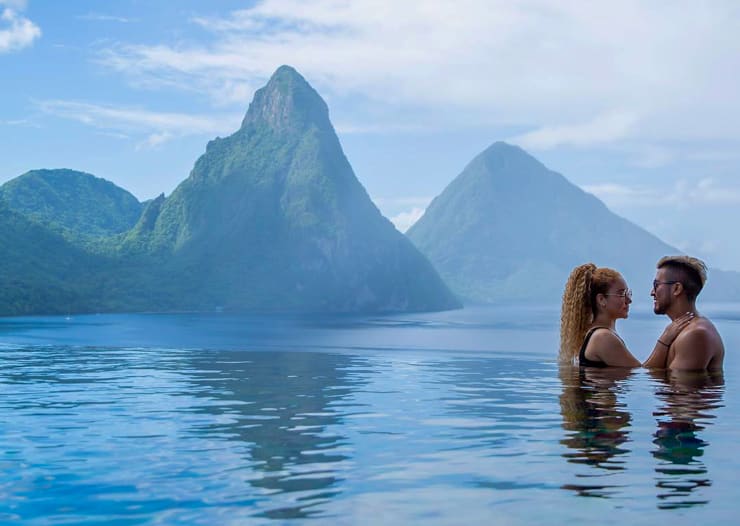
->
[{"left": 673, "top": 282, "right": 684, "bottom": 297}]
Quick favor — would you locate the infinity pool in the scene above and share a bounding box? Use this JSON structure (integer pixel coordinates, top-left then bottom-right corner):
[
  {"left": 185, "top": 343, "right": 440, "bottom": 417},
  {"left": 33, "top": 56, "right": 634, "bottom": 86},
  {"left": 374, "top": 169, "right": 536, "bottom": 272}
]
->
[{"left": 0, "top": 305, "right": 736, "bottom": 524}]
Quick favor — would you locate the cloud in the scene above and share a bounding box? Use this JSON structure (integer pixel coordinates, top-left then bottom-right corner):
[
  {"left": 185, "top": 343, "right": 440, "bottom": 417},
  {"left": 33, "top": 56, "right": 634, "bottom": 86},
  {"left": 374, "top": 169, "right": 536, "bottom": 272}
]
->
[
  {"left": 0, "top": 5, "right": 41, "bottom": 53},
  {"left": 94, "top": 1, "right": 740, "bottom": 150},
  {"left": 583, "top": 178, "right": 740, "bottom": 208},
  {"left": 372, "top": 196, "right": 431, "bottom": 231},
  {"left": 611, "top": 144, "right": 740, "bottom": 169},
  {"left": 35, "top": 99, "right": 240, "bottom": 148},
  {"left": 137, "top": 131, "right": 173, "bottom": 150},
  {"left": 390, "top": 207, "right": 426, "bottom": 233},
  {"left": 1, "top": 117, "right": 40, "bottom": 128},
  {"left": 77, "top": 13, "right": 136, "bottom": 23},
  {"left": 511, "top": 110, "right": 639, "bottom": 150}
]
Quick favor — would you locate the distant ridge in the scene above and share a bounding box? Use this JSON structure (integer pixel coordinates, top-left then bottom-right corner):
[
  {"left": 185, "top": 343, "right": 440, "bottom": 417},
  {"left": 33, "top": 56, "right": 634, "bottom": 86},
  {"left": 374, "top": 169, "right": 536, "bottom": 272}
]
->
[{"left": 407, "top": 141, "right": 740, "bottom": 303}]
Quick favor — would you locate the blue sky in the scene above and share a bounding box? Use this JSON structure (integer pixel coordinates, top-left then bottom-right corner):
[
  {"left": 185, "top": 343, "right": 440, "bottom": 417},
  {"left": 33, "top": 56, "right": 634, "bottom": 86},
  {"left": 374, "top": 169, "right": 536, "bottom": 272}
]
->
[{"left": 2, "top": 1, "right": 740, "bottom": 271}]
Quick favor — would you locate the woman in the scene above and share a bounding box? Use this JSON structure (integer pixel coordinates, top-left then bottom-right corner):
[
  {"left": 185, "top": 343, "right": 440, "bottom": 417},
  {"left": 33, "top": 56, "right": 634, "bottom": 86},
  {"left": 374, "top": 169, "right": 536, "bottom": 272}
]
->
[{"left": 560, "top": 263, "right": 691, "bottom": 367}]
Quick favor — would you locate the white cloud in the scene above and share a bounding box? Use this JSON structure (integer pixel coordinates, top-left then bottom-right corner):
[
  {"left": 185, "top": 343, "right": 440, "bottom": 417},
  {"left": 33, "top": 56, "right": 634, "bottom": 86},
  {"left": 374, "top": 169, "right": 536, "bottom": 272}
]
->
[
  {"left": 511, "top": 110, "right": 638, "bottom": 150},
  {"left": 0, "top": 6, "right": 40, "bottom": 53},
  {"left": 77, "top": 13, "right": 135, "bottom": 24},
  {"left": 36, "top": 99, "right": 240, "bottom": 147},
  {"left": 95, "top": 0, "right": 740, "bottom": 150},
  {"left": 2, "top": 117, "right": 40, "bottom": 127},
  {"left": 583, "top": 178, "right": 740, "bottom": 208},
  {"left": 137, "top": 131, "right": 172, "bottom": 150},
  {"left": 390, "top": 207, "right": 426, "bottom": 233}
]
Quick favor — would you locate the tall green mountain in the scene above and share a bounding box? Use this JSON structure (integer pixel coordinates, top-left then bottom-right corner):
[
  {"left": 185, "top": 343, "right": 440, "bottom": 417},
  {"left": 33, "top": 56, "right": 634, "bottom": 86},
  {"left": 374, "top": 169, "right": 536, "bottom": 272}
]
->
[
  {"left": 407, "top": 141, "right": 740, "bottom": 303},
  {"left": 123, "top": 65, "right": 460, "bottom": 312},
  {"left": 0, "top": 169, "right": 142, "bottom": 243}
]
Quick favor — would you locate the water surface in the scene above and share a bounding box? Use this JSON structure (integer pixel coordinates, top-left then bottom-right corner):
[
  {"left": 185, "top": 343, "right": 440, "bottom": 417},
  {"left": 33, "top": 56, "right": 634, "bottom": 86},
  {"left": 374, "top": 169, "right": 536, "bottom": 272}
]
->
[{"left": 0, "top": 305, "right": 737, "bottom": 524}]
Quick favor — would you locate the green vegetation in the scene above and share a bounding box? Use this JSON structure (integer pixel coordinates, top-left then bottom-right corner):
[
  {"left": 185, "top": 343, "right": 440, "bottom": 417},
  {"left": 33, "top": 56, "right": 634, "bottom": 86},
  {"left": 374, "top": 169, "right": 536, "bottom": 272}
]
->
[
  {"left": 0, "top": 169, "right": 142, "bottom": 249},
  {"left": 0, "top": 66, "right": 460, "bottom": 316}
]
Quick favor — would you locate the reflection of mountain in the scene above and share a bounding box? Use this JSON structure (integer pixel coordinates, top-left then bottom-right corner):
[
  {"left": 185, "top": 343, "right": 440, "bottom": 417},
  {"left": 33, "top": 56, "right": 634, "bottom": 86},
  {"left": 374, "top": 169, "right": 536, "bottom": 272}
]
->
[
  {"left": 184, "top": 350, "right": 366, "bottom": 519},
  {"left": 559, "top": 366, "right": 634, "bottom": 498},
  {"left": 650, "top": 369, "right": 724, "bottom": 510}
]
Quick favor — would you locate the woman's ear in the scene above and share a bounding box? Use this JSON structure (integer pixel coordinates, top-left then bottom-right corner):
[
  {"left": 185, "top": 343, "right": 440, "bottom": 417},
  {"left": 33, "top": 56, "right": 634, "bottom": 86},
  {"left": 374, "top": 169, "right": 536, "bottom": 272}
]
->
[{"left": 595, "top": 293, "right": 606, "bottom": 309}]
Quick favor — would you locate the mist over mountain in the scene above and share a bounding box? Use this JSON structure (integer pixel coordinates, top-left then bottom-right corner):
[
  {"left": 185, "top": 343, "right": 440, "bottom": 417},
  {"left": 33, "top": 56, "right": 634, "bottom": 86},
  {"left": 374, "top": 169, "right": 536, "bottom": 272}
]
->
[
  {"left": 407, "top": 142, "right": 740, "bottom": 303},
  {"left": 0, "top": 66, "right": 459, "bottom": 315}
]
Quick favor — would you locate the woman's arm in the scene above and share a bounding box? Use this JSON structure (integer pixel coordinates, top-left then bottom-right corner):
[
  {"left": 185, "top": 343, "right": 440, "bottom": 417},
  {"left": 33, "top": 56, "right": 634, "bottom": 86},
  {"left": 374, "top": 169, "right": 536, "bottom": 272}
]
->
[
  {"left": 642, "top": 340, "right": 670, "bottom": 368},
  {"left": 642, "top": 312, "right": 694, "bottom": 368},
  {"left": 586, "top": 330, "right": 641, "bottom": 368}
]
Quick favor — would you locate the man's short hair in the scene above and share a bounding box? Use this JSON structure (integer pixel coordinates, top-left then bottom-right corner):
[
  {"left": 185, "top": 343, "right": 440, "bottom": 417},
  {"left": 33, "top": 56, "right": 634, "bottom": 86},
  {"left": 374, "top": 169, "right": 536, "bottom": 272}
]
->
[{"left": 657, "top": 255, "right": 707, "bottom": 301}]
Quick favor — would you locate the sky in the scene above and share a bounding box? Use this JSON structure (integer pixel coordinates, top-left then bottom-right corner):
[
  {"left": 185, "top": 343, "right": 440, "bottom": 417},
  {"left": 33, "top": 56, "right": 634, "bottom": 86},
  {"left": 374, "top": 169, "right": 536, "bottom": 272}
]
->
[{"left": 2, "top": 1, "right": 740, "bottom": 271}]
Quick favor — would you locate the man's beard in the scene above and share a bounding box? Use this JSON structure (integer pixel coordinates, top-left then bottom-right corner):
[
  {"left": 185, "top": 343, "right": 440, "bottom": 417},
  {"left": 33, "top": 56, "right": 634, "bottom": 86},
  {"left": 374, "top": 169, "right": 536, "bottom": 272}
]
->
[{"left": 653, "top": 301, "right": 667, "bottom": 315}]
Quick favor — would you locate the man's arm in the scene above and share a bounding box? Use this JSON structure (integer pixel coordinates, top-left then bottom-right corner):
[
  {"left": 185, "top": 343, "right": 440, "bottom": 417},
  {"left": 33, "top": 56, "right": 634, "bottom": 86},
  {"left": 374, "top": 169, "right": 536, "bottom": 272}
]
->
[{"left": 668, "top": 329, "right": 713, "bottom": 370}]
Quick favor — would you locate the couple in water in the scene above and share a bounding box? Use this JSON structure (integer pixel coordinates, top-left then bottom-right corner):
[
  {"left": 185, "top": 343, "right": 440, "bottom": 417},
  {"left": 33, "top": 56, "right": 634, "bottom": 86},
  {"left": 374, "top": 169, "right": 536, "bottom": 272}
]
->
[{"left": 560, "top": 255, "right": 724, "bottom": 370}]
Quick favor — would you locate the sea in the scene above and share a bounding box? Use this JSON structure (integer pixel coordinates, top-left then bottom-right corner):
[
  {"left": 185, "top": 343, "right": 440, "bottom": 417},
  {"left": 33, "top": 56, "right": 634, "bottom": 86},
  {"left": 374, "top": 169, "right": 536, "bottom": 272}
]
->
[{"left": 0, "top": 302, "right": 737, "bottom": 525}]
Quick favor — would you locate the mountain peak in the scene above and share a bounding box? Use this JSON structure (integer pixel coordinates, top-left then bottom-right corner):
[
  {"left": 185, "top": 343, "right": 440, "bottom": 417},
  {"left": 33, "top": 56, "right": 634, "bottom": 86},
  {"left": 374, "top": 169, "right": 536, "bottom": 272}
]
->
[
  {"left": 240, "top": 65, "right": 330, "bottom": 132},
  {"left": 481, "top": 140, "right": 543, "bottom": 164},
  {"left": 483, "top": 141, "right": 526, "bottom": 156},
  {"left": 457, "top": 141, "right": 549, "bottom": 183}
]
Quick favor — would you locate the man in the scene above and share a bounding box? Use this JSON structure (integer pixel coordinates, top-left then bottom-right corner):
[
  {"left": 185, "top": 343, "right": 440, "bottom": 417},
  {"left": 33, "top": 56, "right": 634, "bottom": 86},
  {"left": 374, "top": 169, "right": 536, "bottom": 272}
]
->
[{"left": 645, "top": 255, "right": 724, "bottom": 370}]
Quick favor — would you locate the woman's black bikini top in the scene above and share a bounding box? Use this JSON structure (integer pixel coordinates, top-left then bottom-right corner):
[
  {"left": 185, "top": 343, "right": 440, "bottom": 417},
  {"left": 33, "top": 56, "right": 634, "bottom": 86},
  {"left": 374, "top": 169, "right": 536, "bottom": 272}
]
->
[{"left": 578, "top": 327, "right": 611, "bottom": 368}]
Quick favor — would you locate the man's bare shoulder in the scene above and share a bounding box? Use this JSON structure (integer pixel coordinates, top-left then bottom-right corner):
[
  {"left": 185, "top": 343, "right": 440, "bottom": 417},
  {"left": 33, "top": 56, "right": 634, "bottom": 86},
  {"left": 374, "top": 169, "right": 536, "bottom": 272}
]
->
[
  {"left": 670, "top": 316, "right": 724, "bottom": 370},
  {"left": 675, "top": 317, "right": 722, "bottom": 344}
]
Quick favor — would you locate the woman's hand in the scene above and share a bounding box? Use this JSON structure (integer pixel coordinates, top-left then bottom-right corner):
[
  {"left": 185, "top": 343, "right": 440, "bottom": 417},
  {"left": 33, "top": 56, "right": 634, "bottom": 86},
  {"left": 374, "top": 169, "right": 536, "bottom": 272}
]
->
[{"left": 659, "top": 312, "right": 694, "bottom": 346}]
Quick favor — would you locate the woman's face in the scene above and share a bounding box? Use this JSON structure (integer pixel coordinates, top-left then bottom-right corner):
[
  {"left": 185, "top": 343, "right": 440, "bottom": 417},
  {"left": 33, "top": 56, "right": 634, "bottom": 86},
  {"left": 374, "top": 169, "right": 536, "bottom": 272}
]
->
[{"left": 600, "top": 276, "right": 632, "bottom": 319}]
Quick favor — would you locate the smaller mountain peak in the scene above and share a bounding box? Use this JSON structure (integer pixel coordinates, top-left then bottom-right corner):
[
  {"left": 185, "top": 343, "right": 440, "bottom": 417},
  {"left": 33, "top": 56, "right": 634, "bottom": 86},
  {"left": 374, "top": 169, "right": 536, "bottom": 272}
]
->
[
  {"left": 482, "top": 141, "right": 528, "bottom": 157},
  {"left": 475, "top": 141, "right": 547, "bottom": 175},
  {"left": 240, "top": 65, "right": 330, "bottom": 132}
]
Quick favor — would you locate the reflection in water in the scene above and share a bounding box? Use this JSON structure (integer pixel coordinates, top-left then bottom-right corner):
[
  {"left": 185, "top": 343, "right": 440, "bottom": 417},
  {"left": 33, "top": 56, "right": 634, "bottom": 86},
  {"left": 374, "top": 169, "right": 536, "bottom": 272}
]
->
[
  {"left": 0, "top": 347, "right": 367, "bottom": 522},
  {"left": 185, "top": 351, "right": 366, "bottom": 519},
  {"left": 559, "top": 366, "right": 634, "bottom": 498},
  {"left": 0, "top": 336, "right": 735, "bottom": 523},
  {"left": 650, "top": 369, "right": 724, "bottom": 510}
]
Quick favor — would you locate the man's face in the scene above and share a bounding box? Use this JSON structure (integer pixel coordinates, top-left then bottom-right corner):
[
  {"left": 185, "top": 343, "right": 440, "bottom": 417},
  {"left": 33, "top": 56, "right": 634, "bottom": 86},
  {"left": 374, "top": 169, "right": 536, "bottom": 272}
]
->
[{"left": 651, "top": 267, "right": 677, "bottom": 314}]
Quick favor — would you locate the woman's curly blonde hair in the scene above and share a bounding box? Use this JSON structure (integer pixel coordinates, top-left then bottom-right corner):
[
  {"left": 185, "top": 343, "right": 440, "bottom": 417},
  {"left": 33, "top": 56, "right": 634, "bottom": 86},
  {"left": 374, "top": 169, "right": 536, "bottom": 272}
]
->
[{"left": 559, "top": 263, "right": 621, "bottom": 364}]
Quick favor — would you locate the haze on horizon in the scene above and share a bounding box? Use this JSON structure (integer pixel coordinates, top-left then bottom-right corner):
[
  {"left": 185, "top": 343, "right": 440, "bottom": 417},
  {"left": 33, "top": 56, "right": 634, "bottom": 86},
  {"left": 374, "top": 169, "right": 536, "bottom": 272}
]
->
[{"left": 2, "top": 1, "right": 740, "bottom": 270}]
